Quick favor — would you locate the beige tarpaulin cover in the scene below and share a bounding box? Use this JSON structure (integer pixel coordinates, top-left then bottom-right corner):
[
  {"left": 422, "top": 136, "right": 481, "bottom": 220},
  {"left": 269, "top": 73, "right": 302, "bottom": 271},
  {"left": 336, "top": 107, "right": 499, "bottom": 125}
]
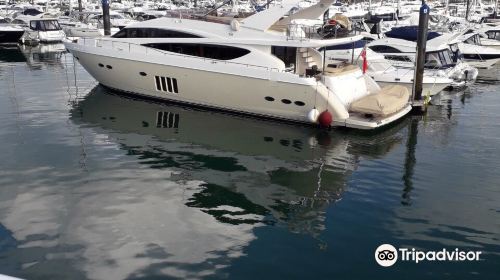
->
[
  {"left": 333, "top": 14, "right": 351, "bottom": 30},
  {"left": 350, "top": 85, "right": 410, "bottom": 116}
]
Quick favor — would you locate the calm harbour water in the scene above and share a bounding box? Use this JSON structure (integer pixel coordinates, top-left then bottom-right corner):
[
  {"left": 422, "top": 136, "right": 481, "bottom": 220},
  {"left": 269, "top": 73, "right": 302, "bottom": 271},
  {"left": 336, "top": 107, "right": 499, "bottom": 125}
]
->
[{"left": 0, "top": 44, "right": 499, "bottom": 280}]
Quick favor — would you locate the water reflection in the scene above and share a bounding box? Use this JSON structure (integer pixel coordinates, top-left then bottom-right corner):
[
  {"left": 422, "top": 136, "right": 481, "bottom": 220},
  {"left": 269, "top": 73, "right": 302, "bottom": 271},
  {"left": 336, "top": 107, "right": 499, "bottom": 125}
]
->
[
  {"left": 70, "top": 86, "right": 409, "bottom": 228},
  {"left": 1, "top": 52, "right": 499, "bottom": 279},
  {"left": 19, "top": 43, "right": 67, "bottom": 70},
  {"left": 401, "top": 118, "right": 418, "bottom": 206},
  {"left": 26, "top": 85, "right": 405, "bottom": 278},
  {"left": 0, "top": 45, "right": 26, "bottom": 63}
]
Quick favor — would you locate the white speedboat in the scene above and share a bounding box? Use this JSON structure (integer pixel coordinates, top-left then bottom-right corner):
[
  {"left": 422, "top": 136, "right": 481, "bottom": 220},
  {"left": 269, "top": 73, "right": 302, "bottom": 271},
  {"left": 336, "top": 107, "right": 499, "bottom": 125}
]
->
[
  {"left": 452, "top": 31, "right": 500, "bottom": 80},
  {"left": 58, "top": 15, "right": 102, "bottom": 39},
  {"left": 18, "top": 18, "right": 65, "bottom": 44},
  {"left": 368, "top": 27, "right": 478, "bottom": 88},
  {"left": 472, "top": 25, "right": 500, "bottom": 49},
  {"left": 87, "top": 11, "right": 137, "bottom": 30},
  {"left": 321, "top": 40, "right": 452, "bottom": 96},
  {"left": 64, "top": 1, "right": 412, "bottom": 130}
]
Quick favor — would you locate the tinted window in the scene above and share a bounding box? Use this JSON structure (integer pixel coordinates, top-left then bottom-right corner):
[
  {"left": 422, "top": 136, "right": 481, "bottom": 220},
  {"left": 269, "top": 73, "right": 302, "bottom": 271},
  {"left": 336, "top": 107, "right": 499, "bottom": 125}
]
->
[
  {"left": 112, "top": 28, "right": 202, "bottom": 38},
  {"left": 464, "top": 34, "right": 481, "bottom": 45},
  {"left": 271, "top": 46, "right": 296, "bottom": 67},
  {"left": 486, "top": 31, "right": 500, "bottom": 40},
  {"left": 425, "top": 50, "right": 454, "bottom": 68},
  {"left": 384, "top": 55, "right": 411, "bottom": 62},
  {"left": 369, "top": 45, "right": 402, "bottom": 53},
  {"left": 143, "top": 43, "right": 250, "bottom": 60}
]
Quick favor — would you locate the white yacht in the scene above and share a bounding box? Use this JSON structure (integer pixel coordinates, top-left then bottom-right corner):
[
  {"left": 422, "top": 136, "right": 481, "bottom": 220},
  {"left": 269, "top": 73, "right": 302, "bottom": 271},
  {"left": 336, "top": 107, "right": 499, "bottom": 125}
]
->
[
  {"left": 18, "top": 18, "right": 66, "bottom": 44},
  {"left": 58, "top": 15, "right": 102, "bottom": 39},
  {"left": 368, "top": 27, "right": 478, "bottom": 88},
  {"left": 472, "top": 24, "right": 500, "bottom": 49},
  {"left": 63, "top": 0, "right": 412, "bottom": 130},
  {"left": 87, "top": 11, "right": 137, "bottom": 30},
  {"left": 321, "top": 40, "right": 452, "bottom": 96},
  {"left": 453, "top": 31, "right": 500, "bottom": 80}
]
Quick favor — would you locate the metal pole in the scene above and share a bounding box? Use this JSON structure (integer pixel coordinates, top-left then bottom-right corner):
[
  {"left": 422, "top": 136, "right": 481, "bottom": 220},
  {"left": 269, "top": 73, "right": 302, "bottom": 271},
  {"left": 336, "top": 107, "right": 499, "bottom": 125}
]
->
[
  {"left": 78, "top": 0, "right": 83, "bottom": 21},
  {"left": 413, "top": 0, "right": 430, "bottom": 104},
  {"left": 495, "top": 0, "right": 498, "bottom": 18},
  {"left": 465, "top": 0, "right": 471, "bottom": 21},
  {"left": 323, "top": 47, "right": 326, "bottom": 73},
  {"left": 102, "top": 0, "right": 111, "bottom": 36},
  {"left": 396, "top": 0, "right": 400, "bottom": 18},
  {"left": 351, "top": 42, "right": 355, "bottom": 64}
]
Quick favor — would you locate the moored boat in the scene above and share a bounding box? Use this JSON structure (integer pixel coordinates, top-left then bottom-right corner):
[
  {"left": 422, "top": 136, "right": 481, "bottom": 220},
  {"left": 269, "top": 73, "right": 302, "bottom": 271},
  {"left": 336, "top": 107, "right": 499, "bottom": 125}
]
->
[{"left": 64, "top": 0, "right": 412, "bottom": 130}]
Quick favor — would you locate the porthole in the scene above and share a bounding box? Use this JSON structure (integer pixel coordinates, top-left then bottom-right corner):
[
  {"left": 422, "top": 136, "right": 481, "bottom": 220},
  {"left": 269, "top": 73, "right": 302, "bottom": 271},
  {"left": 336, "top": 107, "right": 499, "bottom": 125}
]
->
[
  {"left": 264, "top": 136, "right": 273, "bottom": 142},
  {"left": 98, "top": 63, "right": 104, "bottom": 67},
  {"left": 265, "top": 96, "right": 275, "bottom": 102},
  {"left": 294, "top": 101, "right": 305, "bottom": 106},
  {"left": 106, "top": 65, "right": 112, "bottom": 69},
  {"left": 139, "top": 72, "right": 147, "bottom": 76},
  {"left": 281, "top": 99, "right": 291, "bottom": 104}
]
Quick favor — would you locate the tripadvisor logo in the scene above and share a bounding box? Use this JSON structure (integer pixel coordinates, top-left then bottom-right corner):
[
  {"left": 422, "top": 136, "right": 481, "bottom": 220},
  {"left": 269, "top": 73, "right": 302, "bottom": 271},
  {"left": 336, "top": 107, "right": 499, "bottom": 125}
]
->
[
  {"left": 375, "top": 244, "right": 398, "bottom": 267},
  {"left": 375, "top": 244, "right": 482, "bottom": 267}
]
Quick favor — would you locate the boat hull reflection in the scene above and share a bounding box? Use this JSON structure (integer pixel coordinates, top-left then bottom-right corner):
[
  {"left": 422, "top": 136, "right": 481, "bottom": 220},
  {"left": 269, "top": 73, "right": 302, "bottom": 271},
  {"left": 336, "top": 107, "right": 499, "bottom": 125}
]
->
[{"left": 64, "top": 85, "right": 408, "bottom": 278}]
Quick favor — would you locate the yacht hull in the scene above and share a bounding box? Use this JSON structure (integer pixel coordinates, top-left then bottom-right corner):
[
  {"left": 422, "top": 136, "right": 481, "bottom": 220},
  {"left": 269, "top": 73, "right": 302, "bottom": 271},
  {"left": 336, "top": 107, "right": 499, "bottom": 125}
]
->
[
  {"left": 0, "top": 30, "right": 25, "bottom": 44},
  {"left": 65, "top": 39, "right": 411, "bottom": 130},
  {"left": 376, "top": 81, "right": 449, "bottom": 96},
  {"left": 464, "top": 58, "right": 500, "bottom": 80},
  {"left": 476, "top": 65, "right": 500, "bottom": 81},
  {"left": 68, "top": 49, "right": 322, "bottom": 124}
]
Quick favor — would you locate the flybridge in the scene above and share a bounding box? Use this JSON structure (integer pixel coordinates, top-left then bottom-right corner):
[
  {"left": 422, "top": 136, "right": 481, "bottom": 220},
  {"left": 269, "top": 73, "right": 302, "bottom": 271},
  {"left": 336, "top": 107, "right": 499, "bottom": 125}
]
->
[{"left": 241, "top": 0, "right": 335, "bottom": 31}]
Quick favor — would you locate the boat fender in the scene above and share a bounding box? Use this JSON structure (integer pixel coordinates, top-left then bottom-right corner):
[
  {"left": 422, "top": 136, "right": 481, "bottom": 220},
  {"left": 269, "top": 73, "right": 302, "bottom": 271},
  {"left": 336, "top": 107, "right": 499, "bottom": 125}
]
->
[
  {"left": 307, "top": 108, "right": 319, "bottom": 123},
  {"left": 318, "top": 110, "right": 333, "bottom": 128},
  {"left": 230, "top": 19, "right": 240, "bottom": 31}
]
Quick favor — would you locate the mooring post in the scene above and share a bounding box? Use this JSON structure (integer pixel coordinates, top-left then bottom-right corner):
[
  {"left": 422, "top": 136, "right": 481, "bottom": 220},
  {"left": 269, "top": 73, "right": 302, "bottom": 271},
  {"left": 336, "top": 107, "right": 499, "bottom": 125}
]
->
[
  {"left": 102, "top": 0, "right": 111, "bottom": 36},
  {"left": 78, "top": 0, "right": 83, "bottom": 21},
  {"left": 412, "top": 1, "right": 430, "bottom": 106},
  {"left": 465, "top": 0, "right": 471, "bottom": 21}
]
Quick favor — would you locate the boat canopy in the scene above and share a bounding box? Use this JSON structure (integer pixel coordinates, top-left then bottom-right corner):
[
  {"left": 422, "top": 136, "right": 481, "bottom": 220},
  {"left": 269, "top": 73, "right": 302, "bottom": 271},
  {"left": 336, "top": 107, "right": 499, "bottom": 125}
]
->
[{"left": 385, "top": 26, "right": 441, "bottom": 42}]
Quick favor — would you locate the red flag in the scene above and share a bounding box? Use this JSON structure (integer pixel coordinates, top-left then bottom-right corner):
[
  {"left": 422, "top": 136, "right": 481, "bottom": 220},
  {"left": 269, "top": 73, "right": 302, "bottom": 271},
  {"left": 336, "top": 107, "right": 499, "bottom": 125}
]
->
[{"left": 360, "top": 47, "right": 368, "bottom": 74}]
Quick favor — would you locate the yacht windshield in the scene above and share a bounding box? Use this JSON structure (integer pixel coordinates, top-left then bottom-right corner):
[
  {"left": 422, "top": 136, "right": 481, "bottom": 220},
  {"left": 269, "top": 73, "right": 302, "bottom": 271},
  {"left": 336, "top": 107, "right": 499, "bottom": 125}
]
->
[
  {"left": 30, "top": 20, "right": 61, "bottom": 31},
  {"left": 486, "top": 31, "right": 500, "bottom": 41},
  {"left": 425, "top": 49, "right": 454, "bottom": 69},
  {"left": 464, "top": 34, "right": 481, "bottom": 45},
  {"left": 368, "top": 59, "right": 395, "bottom": 72}
]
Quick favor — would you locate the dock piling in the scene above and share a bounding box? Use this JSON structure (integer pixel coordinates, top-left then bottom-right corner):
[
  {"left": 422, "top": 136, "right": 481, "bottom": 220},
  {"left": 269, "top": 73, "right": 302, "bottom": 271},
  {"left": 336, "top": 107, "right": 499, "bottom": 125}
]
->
[
  {"left": 412, "top": 1, "right": 430, "bottom": 109},
  {"left": 102, "top": 0, "right": 111, "bottom": 36}
]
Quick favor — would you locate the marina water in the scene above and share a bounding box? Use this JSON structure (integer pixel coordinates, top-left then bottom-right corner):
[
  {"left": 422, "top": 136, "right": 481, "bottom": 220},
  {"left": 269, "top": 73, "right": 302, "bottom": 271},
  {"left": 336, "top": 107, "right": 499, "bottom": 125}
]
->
[{"left": 0, "top": 46, "right": 499, "bottom": 279}]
